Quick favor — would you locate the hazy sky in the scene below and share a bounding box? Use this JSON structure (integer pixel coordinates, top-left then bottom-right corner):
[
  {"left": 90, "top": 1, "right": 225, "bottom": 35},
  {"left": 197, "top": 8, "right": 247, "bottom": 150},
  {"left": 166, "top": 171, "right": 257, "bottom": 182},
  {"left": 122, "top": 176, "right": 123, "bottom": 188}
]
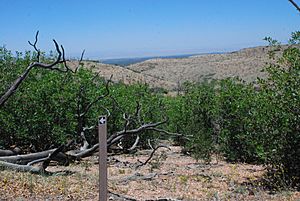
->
[{"left": 1, "top": 0, "right": 300, "bottom": 59}]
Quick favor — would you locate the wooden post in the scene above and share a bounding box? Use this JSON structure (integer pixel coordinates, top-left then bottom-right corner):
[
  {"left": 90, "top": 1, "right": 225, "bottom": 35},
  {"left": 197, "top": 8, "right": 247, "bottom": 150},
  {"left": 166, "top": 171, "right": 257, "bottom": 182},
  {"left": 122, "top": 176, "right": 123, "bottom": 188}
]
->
[{"left": 98, "top": 115, "right": 107, "bottom": 201}]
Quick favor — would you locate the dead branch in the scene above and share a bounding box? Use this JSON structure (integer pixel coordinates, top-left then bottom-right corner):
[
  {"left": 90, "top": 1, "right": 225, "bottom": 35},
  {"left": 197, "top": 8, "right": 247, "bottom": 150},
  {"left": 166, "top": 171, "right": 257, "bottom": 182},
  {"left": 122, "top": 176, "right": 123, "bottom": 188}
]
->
[
  {"left": 0, "top": 31, "right": 70, "bottom": 107},
  {"left": 0, "top": 148, "right": 57, "bottom": 164},
  {"left": 134, "top": 101, "right": 142, "bottom": 124},
  {"left": 0, "top": 141, "right": 73, "bottom": 166},
  {"left": 67, "top": 119, "right": 169, "bottom": 159},
  {"left": 108, "top": 191, "right": 137, "bottom": 201},
  {"left": 74, "top": 76, "right": 112, "bottom": 152},
  {"left": 127, "top": 135, "right": 140, "bottom": 151},
  {"left": 0, "top": 161, "right": 44, "bottom": 174},
  {"left": 117, "top": 172, "right": 157, "bottom": 184},
  {"left": 108, "top": 190, "right": 180, "bottom": 201},
  {"left": 0, "top": 142, "right": 73, "bottom": 174},
  {"left": 115, "top": 171, "right": 175, "bottom": 184},
  {"left": 136, "top": 145, "right": 170, "bottom": 168},
  {"left": 68, "top": 143, "right": 99, "bottom": 159},
  {"left": 148, "top": 139, "right": 154, "bottom": 150},
  {"left": 40, "top": 142, "right": 72, "bottom": 169},
  {"left": 148, "top": 127, "right": 187, "bottom": 138},
  {"left": 79, "top": 75, "right": 112, "bottom": 118},
  {"left": 92, "top": 70, "right": 102, "bottom": 81},
  {"left": 122, "top": 113, "right": 131, "bottom": 133},
  {"left": 289, "top": 0, "right": 300, "bottom": 13},
  {"left": 64, "top": 49, "right": 85, "bottom": 73},
  {"left": 80, "top": 131, "right": 90, "bottom": 151},
  {"left": 0, "top": 147, "right": 21, "bottom": 157},
  {"left": 107, "top": 120, "right": 167, "bottom": 148},
  {"left": 28, "top": 31, "right": 40, "bottom": 62}
]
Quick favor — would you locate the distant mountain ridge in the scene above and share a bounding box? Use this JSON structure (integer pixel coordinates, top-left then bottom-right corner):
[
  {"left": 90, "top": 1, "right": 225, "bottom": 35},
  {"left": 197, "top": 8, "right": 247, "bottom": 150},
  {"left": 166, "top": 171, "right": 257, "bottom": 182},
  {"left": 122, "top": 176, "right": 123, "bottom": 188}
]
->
[{"left": 100, "top": 52, "right": 224, "bottom": 66}]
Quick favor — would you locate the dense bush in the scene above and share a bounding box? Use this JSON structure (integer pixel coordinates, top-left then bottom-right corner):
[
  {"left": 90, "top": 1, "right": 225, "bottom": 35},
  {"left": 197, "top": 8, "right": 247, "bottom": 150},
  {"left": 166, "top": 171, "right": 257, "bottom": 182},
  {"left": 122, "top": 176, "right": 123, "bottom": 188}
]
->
[
  {"left": 0, "top": 47, "right": 165, "bottom": 151},
  {"left": 256, "top": 44, "right": 300, "bottom": 189},
  {"left": 165, "top": 34, "right": 300, "bottom": 188},
  {"left": 216, "top": 79, "right": 266, "bottom": 163},
  {"left": 165, "top": 81, "right": 218, "bottom": 162}
]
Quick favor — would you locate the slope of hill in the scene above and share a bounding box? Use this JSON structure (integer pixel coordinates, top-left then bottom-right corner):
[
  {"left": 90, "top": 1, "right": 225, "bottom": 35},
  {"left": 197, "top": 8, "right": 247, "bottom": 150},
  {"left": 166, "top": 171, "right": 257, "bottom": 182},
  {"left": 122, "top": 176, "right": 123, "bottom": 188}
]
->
[
  {"left": 71, "top": 46, "right": 286, "bottom": 91},
  {"left": 68, "top": 61, "right": 177, "bottom": 90},
  {"left": 127, "top": 46, "right": 275, "bottom": 87}
]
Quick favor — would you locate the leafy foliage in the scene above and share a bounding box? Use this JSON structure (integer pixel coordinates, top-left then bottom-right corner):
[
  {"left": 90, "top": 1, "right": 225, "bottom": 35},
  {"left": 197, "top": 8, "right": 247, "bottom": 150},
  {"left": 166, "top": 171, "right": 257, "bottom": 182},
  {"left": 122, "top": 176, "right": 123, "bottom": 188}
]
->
[
  {"left": 165, "top": 33, "right": 300, "bottom": 188},
  {"left": 165, "top": 81, "right": 218, "bottom": 162},
  {"left": 0, "top": 47, "right": 165, "bottom": 151}
]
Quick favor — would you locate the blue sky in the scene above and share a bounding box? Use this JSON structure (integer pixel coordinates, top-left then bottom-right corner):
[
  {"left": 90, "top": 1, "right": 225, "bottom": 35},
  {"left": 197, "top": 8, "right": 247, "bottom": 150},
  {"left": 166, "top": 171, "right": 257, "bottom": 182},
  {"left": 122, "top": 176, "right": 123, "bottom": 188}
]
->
[{"left": 1, "top": 0, "right": 300, "bottom": 59}]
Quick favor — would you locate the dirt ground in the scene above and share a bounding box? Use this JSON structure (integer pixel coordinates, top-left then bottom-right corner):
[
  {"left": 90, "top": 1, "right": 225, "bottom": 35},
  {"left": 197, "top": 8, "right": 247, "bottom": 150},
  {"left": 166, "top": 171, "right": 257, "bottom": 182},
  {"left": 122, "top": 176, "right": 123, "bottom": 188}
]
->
[{"left": 0, "top": 146, "right": 299, "bottom": 201}]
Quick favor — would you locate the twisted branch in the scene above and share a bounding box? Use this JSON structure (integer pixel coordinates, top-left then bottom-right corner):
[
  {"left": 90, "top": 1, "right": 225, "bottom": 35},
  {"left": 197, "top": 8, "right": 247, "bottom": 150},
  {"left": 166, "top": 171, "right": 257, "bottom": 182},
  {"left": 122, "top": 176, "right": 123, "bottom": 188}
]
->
[{"left": 289, "top": 0, "right": 300, "bottom": 13}]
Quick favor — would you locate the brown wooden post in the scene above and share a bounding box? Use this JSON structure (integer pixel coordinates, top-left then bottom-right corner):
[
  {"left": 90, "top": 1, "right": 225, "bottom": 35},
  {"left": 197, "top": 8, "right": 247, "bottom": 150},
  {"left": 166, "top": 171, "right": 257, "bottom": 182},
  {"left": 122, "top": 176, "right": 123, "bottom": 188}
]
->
[{"left": 98, "top": 115, "right": 107, "bottom": 201}]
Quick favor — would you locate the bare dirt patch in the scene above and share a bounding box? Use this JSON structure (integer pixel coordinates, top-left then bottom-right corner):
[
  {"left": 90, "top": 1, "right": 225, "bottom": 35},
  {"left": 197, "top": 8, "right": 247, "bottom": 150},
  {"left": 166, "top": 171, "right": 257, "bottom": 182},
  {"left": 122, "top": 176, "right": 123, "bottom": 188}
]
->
[{"left": 0, "top": 146, "right": 299, "bottom": 200}]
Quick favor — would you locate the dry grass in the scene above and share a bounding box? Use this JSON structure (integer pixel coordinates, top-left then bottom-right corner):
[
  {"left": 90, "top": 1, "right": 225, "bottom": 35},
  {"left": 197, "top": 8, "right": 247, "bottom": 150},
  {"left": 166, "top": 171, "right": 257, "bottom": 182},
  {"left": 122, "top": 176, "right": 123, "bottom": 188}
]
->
[
  {"left": 0, "top": 146, "right": 299, "bottom": 200},
  {"left": 67, "top": 61, "right": 177, "bottom": 90},
  {"left": 127, "top": 46, "right": 275, "bottom": 87},
  {"left": 66, "top": 46, "right": 292, "bottom": 92}
]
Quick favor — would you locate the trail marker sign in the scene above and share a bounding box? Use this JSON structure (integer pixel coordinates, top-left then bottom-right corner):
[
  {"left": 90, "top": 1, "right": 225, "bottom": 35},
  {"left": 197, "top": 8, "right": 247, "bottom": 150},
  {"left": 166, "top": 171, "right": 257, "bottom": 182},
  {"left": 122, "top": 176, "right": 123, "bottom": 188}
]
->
[{"left": 98, "top": 115, "right": 107, "bottom": 201}]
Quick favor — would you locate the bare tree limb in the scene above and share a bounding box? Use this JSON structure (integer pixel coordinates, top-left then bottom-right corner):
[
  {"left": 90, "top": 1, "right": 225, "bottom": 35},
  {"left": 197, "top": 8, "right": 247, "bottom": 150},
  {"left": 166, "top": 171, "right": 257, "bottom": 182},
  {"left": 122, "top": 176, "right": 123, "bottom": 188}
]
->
[
  {"left": 76, "top": 49, "right": 85, "bottom": 73},
  {"left": 134, "top": 101, "right": 142, "bottom": 124},
  {"left": 28, "top": 31, "right": 40, "bottom": 62},
  {"left": 123, "top": 113, "right": 131, "bottom": 133},
  {"left": 80, "top": 131, "right": 90, "bottom": 151},
  {"left": 107, "top": 120, "right": 167, "bottom": 148},
  {"left": 0, "top": 32, "right": 71, "bottom": 107},
  {"left": 148, "top": 139, "right": 154, "bottom": 150},
  {"left": 0, "top": 147, "right": 21, "bottom": 157},
  {"left": 0, "top": 149, "right": 57, "bottom": 165},
  {"left": 79, "top": 75, "right": 112, "bottom": 117},
  {"left": 61, "top": 47, "right": 85, "bottom": 73},
  {"left": 0, "top": 141, "right": 74, "bottom": 174},
  {"left": 148, "top": 128, "right": 183, "bottom": 137},
  {"left": 127, "top": 135, "right": 140, "bottom": 151},
  {"left": 289, "top": 0, "right": 300, "bottom": 13},
  {"left": 92, "top": 70, "right": 102, "bottom": 81},
  {"left": 68, "top": 143, "right": 99, "bottom": 159},
  {"left": 68, "top": 118, "right": 169, "bottom": 159},
  {"left": 0, "top": 161, "right": 44, "bottom": 174},
  {"left": 108, "top": 191, "right": 137, "bottom": 201},
  {"left": 136, "top": 145, "right": 170, "bottom": 168},
  {"left": 117, "top": 172, "right": 157, "bottom": 184}
]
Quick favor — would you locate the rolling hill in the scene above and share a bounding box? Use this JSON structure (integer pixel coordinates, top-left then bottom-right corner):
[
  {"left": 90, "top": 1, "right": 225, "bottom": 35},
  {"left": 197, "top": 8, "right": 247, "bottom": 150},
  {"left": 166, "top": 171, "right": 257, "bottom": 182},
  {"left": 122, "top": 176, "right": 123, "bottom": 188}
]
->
[{"left": 74, "top": 46, "right": 284, "bottom": 91}]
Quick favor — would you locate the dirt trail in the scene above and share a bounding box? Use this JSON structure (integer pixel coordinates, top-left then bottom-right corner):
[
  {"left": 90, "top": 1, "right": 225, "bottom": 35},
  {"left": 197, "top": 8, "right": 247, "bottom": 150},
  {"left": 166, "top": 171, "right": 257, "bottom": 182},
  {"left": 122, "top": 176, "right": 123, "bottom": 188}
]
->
[{"left": 0, "top": 146, "right": 299, "bottom": 200}]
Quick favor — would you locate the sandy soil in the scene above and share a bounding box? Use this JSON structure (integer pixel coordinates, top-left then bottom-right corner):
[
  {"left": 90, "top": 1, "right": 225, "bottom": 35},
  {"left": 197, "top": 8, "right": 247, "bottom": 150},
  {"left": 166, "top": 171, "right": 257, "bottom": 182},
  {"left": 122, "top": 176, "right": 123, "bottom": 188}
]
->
[{"left": 0, "top": 146, "right": 299, "bottom": 201}]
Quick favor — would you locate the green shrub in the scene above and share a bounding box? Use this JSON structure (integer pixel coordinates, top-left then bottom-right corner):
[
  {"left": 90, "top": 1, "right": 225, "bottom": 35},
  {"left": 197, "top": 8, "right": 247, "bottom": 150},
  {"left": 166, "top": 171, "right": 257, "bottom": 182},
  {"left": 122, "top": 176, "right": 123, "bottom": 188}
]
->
[
  {"left": 165, "top": 81, "right": 218, "bottom": 162},
  {"left": 216, "top": 78, "right": 265, "bottom": 163},
  {"left": 257, "top": 44, "right": 300, "bottom": 189},
  {"left": 0, "top": 47, "right": 165, "bottom": 151}
]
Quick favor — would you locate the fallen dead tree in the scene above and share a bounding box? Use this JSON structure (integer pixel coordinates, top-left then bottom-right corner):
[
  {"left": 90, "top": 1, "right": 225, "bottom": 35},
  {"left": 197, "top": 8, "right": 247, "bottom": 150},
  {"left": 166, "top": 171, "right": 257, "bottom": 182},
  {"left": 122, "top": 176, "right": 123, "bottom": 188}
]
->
[
  {"left": 0, "top": 96, "right": 180, "bottom": 174},
  {"left": 0, "top": 90, "right": 179, "bottom": 174},
  {"left": 0, "top": 142, "right": 72, "bottom": 174},
  {"left": 0, "top": 147, "right": 21, "bottom": 157},
  {"left": 0, "top": 119, "right": 177, "bottom": 174}
]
